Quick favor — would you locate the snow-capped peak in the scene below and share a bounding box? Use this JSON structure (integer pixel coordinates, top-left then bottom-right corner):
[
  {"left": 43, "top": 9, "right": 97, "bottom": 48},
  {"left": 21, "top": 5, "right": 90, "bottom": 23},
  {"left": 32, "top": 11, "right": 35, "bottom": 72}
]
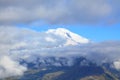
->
[{"left": 46, "top": 28, "right": 90, "bottom": 46}]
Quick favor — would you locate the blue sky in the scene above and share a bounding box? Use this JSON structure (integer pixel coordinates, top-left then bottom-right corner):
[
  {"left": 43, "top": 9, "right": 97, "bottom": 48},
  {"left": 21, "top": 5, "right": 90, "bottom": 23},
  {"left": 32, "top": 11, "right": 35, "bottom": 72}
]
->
[
  {"left": 18, "top": 23, "right": 120, "bottom": 42},
  {"left": 68, "top": 26, "right": 120, "bottom": 42}
]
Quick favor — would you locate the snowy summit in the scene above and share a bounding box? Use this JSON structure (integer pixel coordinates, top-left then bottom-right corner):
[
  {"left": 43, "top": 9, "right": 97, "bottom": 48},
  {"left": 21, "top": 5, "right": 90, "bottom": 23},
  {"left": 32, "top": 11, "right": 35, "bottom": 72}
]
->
[{"left": 46, "top": 28, "right": 90, "bottom": 46}]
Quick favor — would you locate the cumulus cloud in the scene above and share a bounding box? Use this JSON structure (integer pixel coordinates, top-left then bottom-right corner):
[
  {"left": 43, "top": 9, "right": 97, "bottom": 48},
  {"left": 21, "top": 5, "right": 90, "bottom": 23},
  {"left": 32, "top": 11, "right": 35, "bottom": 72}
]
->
[
  {"left": 0, "top": 0, "right": 119, "bottom": 25},
  {"left": 0, "top": 56, "right": 27, "bottom": 79},
  {"left": 113, "top": 60, "right": 120, "bottom": 70}
]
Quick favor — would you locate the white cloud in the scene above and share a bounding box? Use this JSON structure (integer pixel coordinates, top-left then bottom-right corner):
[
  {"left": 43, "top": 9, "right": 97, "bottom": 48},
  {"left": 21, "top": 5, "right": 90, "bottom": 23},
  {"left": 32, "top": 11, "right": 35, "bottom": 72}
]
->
[
  {"left": 0, "top": 56, "right": 27, "bottom": 79},
  {"left": 113, "top": 60, "right": 120, "bottom": 70},
  {"left": 45, "top": 37, "right": 56, "bottom": 42}
]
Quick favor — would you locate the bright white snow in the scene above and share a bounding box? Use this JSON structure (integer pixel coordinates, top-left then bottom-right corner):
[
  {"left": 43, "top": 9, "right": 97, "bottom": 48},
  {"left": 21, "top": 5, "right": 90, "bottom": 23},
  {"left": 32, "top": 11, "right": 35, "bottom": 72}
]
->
[{"left": 47, "top": 28, "right": 89, "bottom": 46}]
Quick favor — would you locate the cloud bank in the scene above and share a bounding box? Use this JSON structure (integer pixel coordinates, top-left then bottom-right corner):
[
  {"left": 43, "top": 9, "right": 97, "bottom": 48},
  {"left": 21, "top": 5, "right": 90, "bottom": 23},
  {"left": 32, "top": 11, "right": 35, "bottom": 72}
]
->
[{"left": 0, "top": 0, "right": 120, "bottom": 25}]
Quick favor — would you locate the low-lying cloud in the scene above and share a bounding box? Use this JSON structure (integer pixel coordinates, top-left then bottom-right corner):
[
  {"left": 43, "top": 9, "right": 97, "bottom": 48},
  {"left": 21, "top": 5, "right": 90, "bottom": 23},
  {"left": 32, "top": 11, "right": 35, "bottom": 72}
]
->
[{"left": 0, "top": 0, "right": 120, "bottom": 25}]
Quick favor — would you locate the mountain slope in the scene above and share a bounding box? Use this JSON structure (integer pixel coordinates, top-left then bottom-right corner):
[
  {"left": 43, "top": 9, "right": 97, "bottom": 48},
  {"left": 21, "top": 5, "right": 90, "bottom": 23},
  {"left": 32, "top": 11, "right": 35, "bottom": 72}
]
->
[{"left": 2, "top": 57, "right": 119, "bottom": 80}]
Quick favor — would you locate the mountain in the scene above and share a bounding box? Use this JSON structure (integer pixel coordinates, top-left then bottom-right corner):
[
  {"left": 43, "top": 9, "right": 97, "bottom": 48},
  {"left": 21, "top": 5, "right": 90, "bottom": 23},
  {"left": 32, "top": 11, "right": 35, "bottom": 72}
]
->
[
  {"left": 9, "top": 28, "right": 91, "bottom": 68},
  {"left": 1, "top": 28, "right": 120, "bottom": 80}
]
